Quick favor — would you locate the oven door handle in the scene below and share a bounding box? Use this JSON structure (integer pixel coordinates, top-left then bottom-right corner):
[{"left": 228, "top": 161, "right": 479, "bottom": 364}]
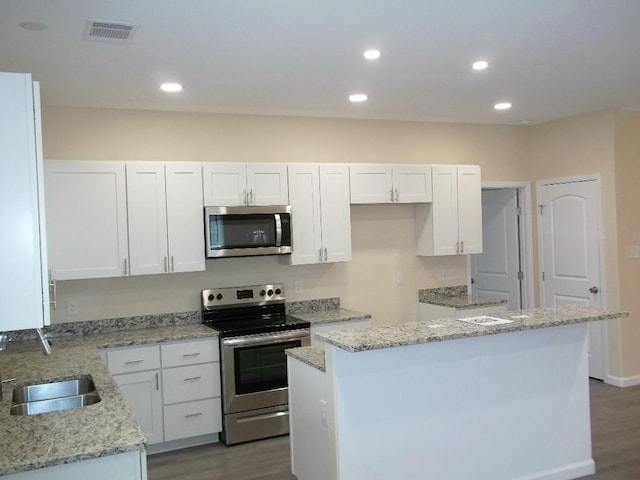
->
[{"left": 222, "top": 329, "right": 310, "bottom": 348}]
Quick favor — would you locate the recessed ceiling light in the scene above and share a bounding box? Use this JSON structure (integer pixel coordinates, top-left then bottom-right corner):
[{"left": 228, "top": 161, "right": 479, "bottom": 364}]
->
[
  {"left": 472, "top": 60, "right": 488, "bottom": 71},
  {"left": 349, "top": 93, "right": 368, "bottom": 103},
  {"left": 160, "top": 82, "right": 183, "bottom": 93},
  {"left": 19, "top": 21, "right": 47, "bottom": 31},
  {"left": 494, "top": 102, "right": 512, "bottom": 111},
  {"left": 364, "top": 49, "right": 381, "bottom": 60}
]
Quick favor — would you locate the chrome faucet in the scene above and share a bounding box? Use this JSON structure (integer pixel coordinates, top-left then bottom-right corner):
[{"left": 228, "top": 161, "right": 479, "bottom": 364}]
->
[
  {"left": 0, "top": 329, "right": 52, "bottom": 400},
  {"left": 35, "top": 328, "right": 53, "bottom": 356}
]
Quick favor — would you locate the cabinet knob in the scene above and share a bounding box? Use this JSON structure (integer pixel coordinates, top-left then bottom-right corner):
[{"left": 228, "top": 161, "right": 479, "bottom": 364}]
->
[{"left": 589, "top": 286, "right": 599, "bottom": 294}]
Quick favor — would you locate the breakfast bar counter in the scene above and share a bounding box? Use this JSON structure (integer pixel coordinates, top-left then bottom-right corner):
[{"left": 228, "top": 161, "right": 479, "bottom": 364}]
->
[{"left": 288, "top": 305, "right": 628, "bottom": 480}]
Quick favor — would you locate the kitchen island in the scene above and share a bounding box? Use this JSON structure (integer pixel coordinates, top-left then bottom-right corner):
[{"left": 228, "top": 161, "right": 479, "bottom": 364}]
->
[
  {"left": 0, "top": 324, "right": 216, "bottom": 478},
  {"left": 287, "top": 305, "right": 628, "bottom": 480}
]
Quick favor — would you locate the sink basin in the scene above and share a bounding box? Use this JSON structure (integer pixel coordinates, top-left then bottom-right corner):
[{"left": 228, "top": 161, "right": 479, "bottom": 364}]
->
[
  {"left": 12, "top": 375, "right": 96, "bottom": 403},
  {"left": 10, "top": 393, "right": 101, "bottom": 415},
  {"left": 10, "top": 375, "right": 101, "bottom": 416}
]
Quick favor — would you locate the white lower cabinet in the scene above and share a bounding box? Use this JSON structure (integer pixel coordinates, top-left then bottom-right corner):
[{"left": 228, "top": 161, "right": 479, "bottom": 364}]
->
[
  {"left": 106, "top": 338, "right": 221, "bottom": 451},
  {"left": 3, "top": 450, "right": 146, "bottom": 480}
]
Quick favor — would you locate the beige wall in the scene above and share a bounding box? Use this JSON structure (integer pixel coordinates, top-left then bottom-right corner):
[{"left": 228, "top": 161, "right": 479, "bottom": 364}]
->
[
  {"left": 613, "top": 111, "right": 640, "bottom": 378},
  {"left": 42, "top": 107, "right": 529, "bottom": 326},
  {"left": 527, "top": 110, "right": 625, "bottom": 377}
]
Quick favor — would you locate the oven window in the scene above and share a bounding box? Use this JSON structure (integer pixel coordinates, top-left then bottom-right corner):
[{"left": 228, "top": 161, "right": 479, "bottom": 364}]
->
[{"left": 234, "top": 340, "right": 301, "bottom": 395}]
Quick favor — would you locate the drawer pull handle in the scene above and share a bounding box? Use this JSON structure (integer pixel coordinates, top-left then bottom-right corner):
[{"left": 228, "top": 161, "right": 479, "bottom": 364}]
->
[
  {"left": 184, "top": 376, "right": 202, "bottom": 382},
  {"left": 185, "top": 412, "right": 203, "bottom": 418},
  {"left": 125, "top": 359, "right": 144, "bottom": 364},
  {"left": 182, "top": 352, "right": 201, "bottom": 357}
]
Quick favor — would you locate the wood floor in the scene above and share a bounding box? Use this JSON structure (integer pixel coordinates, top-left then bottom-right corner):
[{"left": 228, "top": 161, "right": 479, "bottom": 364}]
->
[{"left": 147, "top": 380, "right": 640, "bottom": 480}]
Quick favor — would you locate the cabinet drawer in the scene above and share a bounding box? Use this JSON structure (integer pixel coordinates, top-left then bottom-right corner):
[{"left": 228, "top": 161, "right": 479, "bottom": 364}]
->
[
  {"left": 161, "top": 338, "right": 219, "bottom": 368},
  {"left": 107, "top": 345, "right": 161, "bottom": 374},
  {"left": 162, "top": 363, "right": 220, "bottom": 404},
  {"left": 164, "top": 398, "right": 222, "bottom": 442}
]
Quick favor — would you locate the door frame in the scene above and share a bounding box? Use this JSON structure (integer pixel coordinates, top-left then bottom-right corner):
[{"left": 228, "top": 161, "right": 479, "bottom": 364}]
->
[
  {"left": 467, "top": 181, "right": 534, "bottom": 309},
  {"left": 536, "top": 174, "right": 609, "bottom": 382}
]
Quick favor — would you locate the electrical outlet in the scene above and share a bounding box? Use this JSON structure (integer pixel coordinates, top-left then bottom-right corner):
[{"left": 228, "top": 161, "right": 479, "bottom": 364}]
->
[
  {"left": 294, "top": 280, "right": 303, "bottom": 293},
  {"left": 396, "top": 271, "right": 405, "bottom": 286},
  {"left": 67, "top": 301, "right": 79, "bottom": 315},
  {"left": 320, "top": 400, "right": 328, "bottom": 428}
]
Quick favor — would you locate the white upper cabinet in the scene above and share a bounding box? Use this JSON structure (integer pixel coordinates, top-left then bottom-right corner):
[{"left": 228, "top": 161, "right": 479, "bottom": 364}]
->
[
  {"left": 288, "top": 164, "right": 351, "bottom": 265},
  {"left": 202, "top": 163, "right": 289, "bottom": 206},
  {"left": 0, "top": 73, "right": 50, "bottom": 330},
  {"left": 349, "top": 164, "right": 432, "bottom": 204},
  {"left": 45, "top": 160, "right": 129, "bottom": 280},
  {"left": 415, "top": 165, "right": 482, "bottom": 256},
  {"left": 126, "top": 162, "right": 205, "bottom": 276}
]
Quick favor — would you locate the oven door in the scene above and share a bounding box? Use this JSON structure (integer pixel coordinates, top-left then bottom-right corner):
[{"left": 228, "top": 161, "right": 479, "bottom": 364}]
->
[{"left": 220, "top": 329, "right": 310, "bottom": 415}]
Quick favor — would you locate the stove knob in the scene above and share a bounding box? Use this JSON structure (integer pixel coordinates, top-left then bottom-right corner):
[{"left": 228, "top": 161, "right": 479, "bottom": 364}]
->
[
  {"left": 216, "top": 293, "right": 223, "bottom": 301},
  {"left": 208, "top": 294, "right": 214, "bottom": 301},
  {"left": 260, "top": 290, "right": 266, "bottom": 297},
  {"left": 267, "top": 289, "right": 274, "bottom": 296},
  {"left": 275, "top": 288, "right": 282, "bottom": 295}
]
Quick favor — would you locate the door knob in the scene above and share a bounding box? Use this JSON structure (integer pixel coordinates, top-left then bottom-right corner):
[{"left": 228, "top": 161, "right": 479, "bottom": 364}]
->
[{"left": 589, "top": 286, "right": 599, "bottom": 294}]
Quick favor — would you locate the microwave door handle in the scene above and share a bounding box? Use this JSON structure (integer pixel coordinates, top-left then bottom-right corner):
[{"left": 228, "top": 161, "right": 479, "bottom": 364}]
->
[{"left": 274, "top": 214, "right": 282, "bottom": 247}]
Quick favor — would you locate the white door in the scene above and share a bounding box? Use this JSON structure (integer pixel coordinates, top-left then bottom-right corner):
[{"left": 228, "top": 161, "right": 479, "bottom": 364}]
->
[
  {"left": 202, "top": 163, "right": 247, "bottom": 206},
  {"left": 165, "top": 163, "right": 206, "bottom": 273},
  {"left": 288, "top": 164, "right": 323, "bottom": 265},
  {"left": 246, "top": 163, "right": 289, "bottom": 205},
  {"left": 113, "top": 370, "right": 164, "bottom": 445},
  {"left": 539, "top": 179, "right": 604, "bottom": 379},
  {"left": 126, "top": 162, "right": 168, "bottom": 276},
  {"left": 392, "top": 166, "right": 432, "bottom": 203},
  {"left": 430, "top": 165, "right": 459, "bottom": 255},
  {"left": 457, "top": 165, "right": 482, "bottom": 254},
  {"left": 471, "top": 189, "right": 521, "bottom": 309},
  {"left": 319, "top": 164, "right": 352, "bottom": 263},
  {"left": 45, "top": 160, "right": 129, "bottom": 280}
]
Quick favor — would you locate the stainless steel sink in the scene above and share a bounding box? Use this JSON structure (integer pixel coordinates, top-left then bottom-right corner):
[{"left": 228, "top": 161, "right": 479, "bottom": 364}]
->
[
  {"left": 10, "top": 375, "right": 101, "bottom": 415},
  {"left": 10, "top": 393, "right": 101, "bottom": 415},
  {"left": 12, "top": 375, "right": 96, "bottom": 403}
]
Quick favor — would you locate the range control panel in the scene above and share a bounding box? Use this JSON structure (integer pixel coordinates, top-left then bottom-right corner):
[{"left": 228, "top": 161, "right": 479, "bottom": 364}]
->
[{"left": 201, "top": 283, "right": 285, "bottom": 310}]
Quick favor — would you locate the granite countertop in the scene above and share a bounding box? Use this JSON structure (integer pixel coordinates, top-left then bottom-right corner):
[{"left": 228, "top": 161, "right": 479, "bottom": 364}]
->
[
  {"left": 0, "top": 324, "right": 216, "bottom": 476},
  {"left": 285, "top": 345, "right": 325, "bottom": 372},
  {"left": 315, "top": 305, "right": 628, "bottom": 353},
  {"left": 288, "top": 307, "right": 371, "bottom": 326},
  {"left": 418, "top": 286, "right": 507, "bottom": 309}
]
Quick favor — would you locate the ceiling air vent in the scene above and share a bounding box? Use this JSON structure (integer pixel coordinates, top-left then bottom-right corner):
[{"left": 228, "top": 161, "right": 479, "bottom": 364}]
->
[{"left": 82, "top": 20, "right": 139, "bottom": 44}]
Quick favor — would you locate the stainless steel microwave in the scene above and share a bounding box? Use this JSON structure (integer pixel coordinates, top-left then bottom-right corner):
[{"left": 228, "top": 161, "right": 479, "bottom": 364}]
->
[{"left": 204, "top": 206, "right": 292, "bottom": 258}]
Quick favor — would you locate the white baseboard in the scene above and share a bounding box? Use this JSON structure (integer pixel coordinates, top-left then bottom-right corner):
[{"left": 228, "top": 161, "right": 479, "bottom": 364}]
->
[
  {"left": 605, "top": 374, "right": 640, "bottom": 387},
  {"left": 146, "top": 433, "right": 219, "bottom": 455}
]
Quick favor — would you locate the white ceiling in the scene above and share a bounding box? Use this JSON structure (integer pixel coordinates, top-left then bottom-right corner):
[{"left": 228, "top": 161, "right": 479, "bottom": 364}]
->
[{"left": 2, "top": 0, "right": 640, "bottom": 125}]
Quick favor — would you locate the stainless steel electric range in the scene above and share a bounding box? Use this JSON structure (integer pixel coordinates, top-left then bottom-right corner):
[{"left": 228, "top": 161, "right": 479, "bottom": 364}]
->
[{"left": 201, "top": 283, "right": 310, "bottom": 445}]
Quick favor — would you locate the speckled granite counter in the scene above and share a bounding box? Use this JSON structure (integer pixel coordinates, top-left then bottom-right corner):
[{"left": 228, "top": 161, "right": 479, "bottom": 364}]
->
[
  {"left": 316, "top": 305, "right": 627, "bottom": 353},
  {"left": 0, "top": 324, "right": 216, "bottom": 476},
  {"left": 288, "top": 307, "right": 371, "bottom": 326},
  {"left": 419, "top": 285, "right": 507, "bottom": 309},
  {"left": 286, "top": 345, "right": 325, "bottom": 372}
]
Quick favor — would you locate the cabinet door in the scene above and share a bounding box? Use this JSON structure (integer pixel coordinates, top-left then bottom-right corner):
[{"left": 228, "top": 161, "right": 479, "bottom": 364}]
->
[
  {"left": 0, "top": 73, "right": 48, "bottom": 330},
  {"left": 349, "top": 164, "right": 393, "bottom": 204},
  {"left": 319, "top": 164, "right": 352, "bottom": 263},
  {"left": 45, "top": 160, "right": 129, "bottom": 279},
  {"left": 246, "top": 163, "right": 289, "bottom": 205},
  {"left": 113, "top": 370, "right": 164, "bottom": 445},
  {"left": 126, "top": 162, "right": 168, "bottom": 276},
  {"left": 202, "top": 163, "right": 246, "bottom": 206},
  {"left": 430, "top": 165, "right": 459, "bottom": 256},
  {"left": 165, "top": 163, "right": 205, "bottom": 272},
  {"left": 393, "top": 165, "right": 432, "bottom": 203},
  {"left": 288, "top": 164, "right": 323, "bottom": 265},
  {"left": 456, "top": 165, "right": 482, "bottom": 254}
]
